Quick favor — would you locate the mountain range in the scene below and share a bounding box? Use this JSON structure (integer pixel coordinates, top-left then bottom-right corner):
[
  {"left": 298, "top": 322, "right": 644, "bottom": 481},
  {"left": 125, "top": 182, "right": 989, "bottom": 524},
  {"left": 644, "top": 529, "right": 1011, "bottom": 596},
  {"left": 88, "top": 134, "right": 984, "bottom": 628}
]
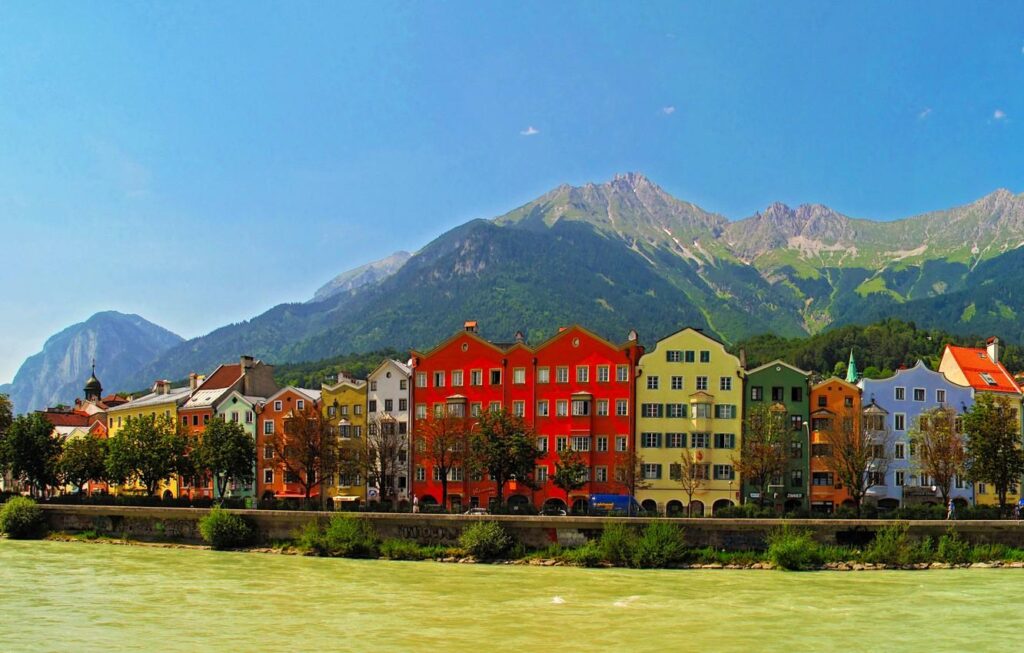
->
[{"left": 6, "top": 173, "right": 1024, "bottom": 410}]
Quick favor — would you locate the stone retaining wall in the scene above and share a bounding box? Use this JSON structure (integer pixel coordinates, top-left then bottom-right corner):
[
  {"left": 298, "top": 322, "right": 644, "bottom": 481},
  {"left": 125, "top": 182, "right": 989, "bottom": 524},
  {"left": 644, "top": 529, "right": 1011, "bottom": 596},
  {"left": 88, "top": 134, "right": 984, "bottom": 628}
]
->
[{"left": 38, "top": 504, "right": 1024, "bottom": 549}]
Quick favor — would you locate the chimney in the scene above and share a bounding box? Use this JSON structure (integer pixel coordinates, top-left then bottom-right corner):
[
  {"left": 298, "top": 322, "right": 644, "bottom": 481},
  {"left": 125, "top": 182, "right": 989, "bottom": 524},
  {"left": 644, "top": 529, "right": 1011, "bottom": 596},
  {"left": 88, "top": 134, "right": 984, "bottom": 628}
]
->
[
  {"left": 987, "top": 337, "right": 1000, "bottom": 364},
  {"left": 189, "top": 373, "right": 199, "bottom": 391},
  {"left": 515, "top": 330, "right": 525, "bottom": 344},
  {"left": 464, "top": 320, "right": 478, "bottom": 334},
  {"left": 628, "top": 329, "right": 638, "bottom": 342},
  {"left": 240, "top": 355, "right": 255, "bottom": 371},
  {"left": 153, "top": 380, "right": 170, "bottom": 395},
  {"left": 739, "top": 348, "right": 747, "bottom": 369}
]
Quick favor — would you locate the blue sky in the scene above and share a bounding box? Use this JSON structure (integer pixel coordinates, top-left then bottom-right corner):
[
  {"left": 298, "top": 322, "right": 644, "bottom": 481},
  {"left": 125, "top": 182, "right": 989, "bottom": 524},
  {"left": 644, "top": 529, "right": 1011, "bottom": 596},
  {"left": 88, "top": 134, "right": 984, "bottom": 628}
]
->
[{"left": 1, "top": 2, "right": 1022, "bottom": 382}]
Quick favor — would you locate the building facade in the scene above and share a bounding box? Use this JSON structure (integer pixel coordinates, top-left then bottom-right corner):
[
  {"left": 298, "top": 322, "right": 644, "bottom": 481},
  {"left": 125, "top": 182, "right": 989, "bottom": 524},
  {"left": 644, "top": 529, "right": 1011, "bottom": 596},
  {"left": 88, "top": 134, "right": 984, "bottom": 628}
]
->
[
  {"left": 366, "top": 359, "right": 412, "bottom": 502},
  {"left": 255, "top": 387, "right": 322, "bottom": 501},
  {"left": 635, "top": 327, "right": 744, "bottom": 517},
  {"left": 808, "top": 377, "right": 861, "bottom": 514},
  {"left": 322, "top": 373, "right": 368, "bottom": 506}
]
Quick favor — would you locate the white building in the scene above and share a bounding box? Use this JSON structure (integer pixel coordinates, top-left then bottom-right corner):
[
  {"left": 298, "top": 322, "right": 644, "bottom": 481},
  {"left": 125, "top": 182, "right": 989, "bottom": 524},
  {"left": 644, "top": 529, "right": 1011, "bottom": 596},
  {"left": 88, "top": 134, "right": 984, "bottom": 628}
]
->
[{"left": 367, "top": 358, "right": 412, "bottom": 502}]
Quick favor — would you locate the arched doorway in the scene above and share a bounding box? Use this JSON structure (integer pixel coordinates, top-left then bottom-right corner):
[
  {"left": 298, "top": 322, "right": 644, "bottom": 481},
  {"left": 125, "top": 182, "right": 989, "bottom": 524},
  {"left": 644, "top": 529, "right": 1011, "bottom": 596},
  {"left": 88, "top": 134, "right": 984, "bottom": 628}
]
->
[
  {"left": 953, "top": 497, "right": 969, "bottom": 509},
  {"left": 712, "top": 499, "right": 734, "bottom": 515},
  {"left": 449, "top": 495, "right": 463, "bottom": 513},
  {"left": 877, "top": 498, "right": 900, "bottom": 511},
  {"left": 641, "top": 499, "right": 658, "bottom": 515},
  {"left": 542, "top": 498, "right": 567, "bottom": 514},
  {"left": 261, "top": 490, "right": 275, "bottom": 502},
  {"left": 571, "top": 498, "right": 589, "bottom": 515},
  {"left": 420, "top": 495, "right": 438, "bottom": 506},
  {"left": 507, "top": 495, "right": 530, "bottom": 513},
  {"left": 666, "top": 500, "right": 684, "bottom": 517},
  {"left": 689, "top": 500, "right": 705, "bottom": 517},
  {"left": 162, "top": 490, "right": 173, "bottom": 501},
  {"left": 783, "top": 499, "right": 802, "bottom": 514}
]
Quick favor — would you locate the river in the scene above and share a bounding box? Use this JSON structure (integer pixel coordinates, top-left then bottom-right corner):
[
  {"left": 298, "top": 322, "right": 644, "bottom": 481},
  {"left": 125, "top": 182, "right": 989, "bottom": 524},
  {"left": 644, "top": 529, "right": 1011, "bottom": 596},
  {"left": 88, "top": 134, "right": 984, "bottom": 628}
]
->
[{"left": 0, "top": 540, "right": 1020, "bottom": 651}]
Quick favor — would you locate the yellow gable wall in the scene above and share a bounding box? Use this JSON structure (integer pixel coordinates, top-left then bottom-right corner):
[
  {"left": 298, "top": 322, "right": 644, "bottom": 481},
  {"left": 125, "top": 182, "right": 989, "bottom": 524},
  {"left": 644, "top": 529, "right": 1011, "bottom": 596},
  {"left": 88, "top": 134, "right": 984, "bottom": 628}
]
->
[
  {"left": 635, "top": 328, "right": 744, "bottom": 516},
  {"left": 106, "top": 399, "right": 182, "bottom": 498},
  {"left": 321, "top": 383, "right": 368, "bottom": 502}
]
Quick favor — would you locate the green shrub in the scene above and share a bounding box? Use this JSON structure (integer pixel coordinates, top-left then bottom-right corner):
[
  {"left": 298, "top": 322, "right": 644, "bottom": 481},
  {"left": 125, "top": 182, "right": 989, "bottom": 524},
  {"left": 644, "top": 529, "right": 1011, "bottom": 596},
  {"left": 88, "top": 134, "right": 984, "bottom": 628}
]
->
[
  {"left": 295, "top": 520, "right": 326, "bottom": 554},
  {"left": 599, "top": 522, "right": 638, "bottom": 566},
  {"left": 971, "top": 543, "right": 1009, "bottom": 563},
  {"left": 321, "top": 514, "right": 379, "bottom": 558},
  {"left": 767, "top": 526, "right": 823, "bottom": 570},
  {"left": 937, "top": 528, "right": 971, "bottom": 565},
  {"left": 198, "top": 508, "right": 254, "bottom": 550},
  {"left": 862, "top": 522, "right": 919, "bottom": 566},
  {"left": 564, "top": 540, "right": 604, "bottom": 567},
  {"left": 632, "top": 522, "right": 687, "bottom": 568},
  {"left": 715, "top": 503, "right": 777, "bottom": 519},
  {"left": 380, "top": 538, "right": 429, "bottom": 560},
  {"left": 0, "top": 497, "right": 46, "bottom": 539},
  {"left": 459, "top": 521, "right": 512, "bottom": 560}
]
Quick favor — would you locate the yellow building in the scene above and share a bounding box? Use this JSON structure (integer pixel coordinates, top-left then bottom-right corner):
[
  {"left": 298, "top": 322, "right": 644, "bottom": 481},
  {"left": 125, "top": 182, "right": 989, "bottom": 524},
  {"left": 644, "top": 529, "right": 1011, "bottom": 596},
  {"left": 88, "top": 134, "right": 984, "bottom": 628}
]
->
[
  {"left": 635, "top": 327, "right": 744, "bottom": 516},
  {"left": 321, "top": 373, "right": 368, "bottom": 506},
  {"left": 105, "top": 380, "right": 191, "bottom": 498}
]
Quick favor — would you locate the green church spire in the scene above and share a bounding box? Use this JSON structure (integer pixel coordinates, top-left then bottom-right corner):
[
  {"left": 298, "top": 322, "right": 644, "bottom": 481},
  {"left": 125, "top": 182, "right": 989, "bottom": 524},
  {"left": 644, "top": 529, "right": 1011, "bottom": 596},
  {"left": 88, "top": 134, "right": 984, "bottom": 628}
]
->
[{"left": 845, "top": 349, "right": 858, "bottom": 383}]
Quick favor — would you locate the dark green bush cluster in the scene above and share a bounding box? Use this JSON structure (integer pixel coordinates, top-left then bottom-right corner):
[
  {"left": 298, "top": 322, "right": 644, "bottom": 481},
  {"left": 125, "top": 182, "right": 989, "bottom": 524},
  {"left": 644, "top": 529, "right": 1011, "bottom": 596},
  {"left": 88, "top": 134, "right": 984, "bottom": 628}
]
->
[
  {"left": 767, "top": 526, "right": 824, "bottom": 570},
  {"left": 458, "top": 521, "right": 513, "bottom": 560},
  {"left": 299, "top": 514, "right": 380, "bottom": 557},
  {"left": 0, "top": 497, "right": 46, "bottom": 539},
  {"left": 937, "top": 528, "right": 971, "bottom": 565},
  {"left": 378, "top": 539, "right": 451, "bottom": 560},
  {"left": 632, "top": 521, "right": 688, "bottom": 568},
  {"left": 861, "top": 522, "right": 932, "bottom": 566},
  {"left": 715, "top": 504, "right": 778, "bottom": 519},
  {"left": 198, "top": 508, "right": 255, "bottom": 550}
]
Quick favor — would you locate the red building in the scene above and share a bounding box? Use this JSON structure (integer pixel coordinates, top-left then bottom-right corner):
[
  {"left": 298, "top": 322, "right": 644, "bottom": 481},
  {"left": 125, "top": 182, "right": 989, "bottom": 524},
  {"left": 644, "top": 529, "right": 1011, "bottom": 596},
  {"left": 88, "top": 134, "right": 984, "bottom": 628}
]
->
[{"left": 410, "top": 321, "right": 642, "bottom": 512}]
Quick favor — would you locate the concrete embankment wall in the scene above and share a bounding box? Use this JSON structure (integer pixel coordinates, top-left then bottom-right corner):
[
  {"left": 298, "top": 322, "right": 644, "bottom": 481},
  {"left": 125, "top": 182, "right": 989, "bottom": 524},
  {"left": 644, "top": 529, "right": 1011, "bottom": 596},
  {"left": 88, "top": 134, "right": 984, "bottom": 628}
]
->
[{"left": 38, "top": 505, "right": 1024, "bottom": 549}]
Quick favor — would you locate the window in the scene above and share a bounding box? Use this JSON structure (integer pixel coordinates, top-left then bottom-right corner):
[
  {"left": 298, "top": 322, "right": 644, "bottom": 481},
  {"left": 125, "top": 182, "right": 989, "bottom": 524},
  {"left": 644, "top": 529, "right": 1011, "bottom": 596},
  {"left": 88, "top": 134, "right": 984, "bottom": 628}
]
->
[
  {"left": 556, "top": 400, "right": 568, "bottom": 417},
  {"left": 665, "top": 432, "right": 686, "bottom": 448},
  {"left": 513, "top": 368, "right": 525, "bottom": 385},
  {"left": 513, "top": 400, "right": 525, "bottom": 417},
  {"left": 488, "top": 401, "right": 501, "bottom": 413},
  {"left": 843, "top": 397, "right": 853, "bottom": 408},
  {"left": 913, "top": 388, "right": 925, "bottom": 402},
  {"left": 432, "top": 467, "right": 443, "bottom": 482},
  {"left": 537, "top": 400, "right": 550, "bottom": 417},
  {"left": 790, "top": 440, "right": 803, "bottom": 458},
  {"left": 666, "top": 403, "right": 686, "bottom": 418},
  {"left": 537, "top": 367, "right": 550, "bottom": 384},
  {"left": 811, "top": 417, "right": 831, "bottom": 432},
  {"left": 450, "top": 467, "right": 463, "bottom": 482},
  {"left": 180, "top": 416, "right": 188, "bottom": 426},
  {"left": 597, "top": 365, "right": 610, "bottom": 382},
  {"left": 452, "top": 370, "right": 464, "bottom": 386},
  {"left": 641, "top": 403, "right": 663, "bottom": 418},
  {"left": 615, "top": 399, "right": 628, "bottom": 416},
  {"left": 471, "top": 403, "right": 483, "bottom": 417},
  {"left": 295, "top": 399, "right": 305, "bottom": 411},
  {"left": 812, "top": 472, "right": 834, "bottom": 486},
  {"left": 699, "top": 350, "right": 710, "bottom": 363},
  {"left": 684, "top": 350, "right": 696, "bottom": 363},
  {"left": 720, "top": 377, "right": 732, "bottom": 391},
  {"left": 536, "top": 436, "right": 548, "bottom": 452},
  {"left": 666, "top": 350, "right": 682, "bottom": 362},
  {"left": 263, "top": 445, "right": 273, "bottom": 459},
  {"left": 340, "top": 405, "right": 349, "bottom": 416},
  {"left": 615, "top": 436, "right": 627, "bottom": 452},
  {"left": 643, "top": 463, "right": 663, "bottom": 480},
  {"left": 811, "top": 443, "right": 832, "bottom": 457},
  {"left": 263, "top": 420, "right": 274, "bottom": 435},
  {"left": 895, "top": 387, "right": 905, "bottom": 401},
  {"left": 696, "top": 376, "right": 708, "bottom": 391},
  {"left": 470, "top": 370, "right": 483, "bottom": 386},
  {"left": 399, "top": 398, "right": 407, "bottom": 412},
  {"left": 693, "top": 403, "right": 712, "bottom": 419},
  {"left": 415, "top": 466, "right": 426, "bottom": 482},
  {"left": 691, "top": 432, "right": 709, "bottom": 448},
  {"left": 400, "top": 379, "right": 408, "bottom": 391},
  {"left": 489, "top": 369, "right": 502, "bottom": 385},
  {"left": 571, "top": 399, "right": 590, "bottom": 416},
  {"left": 790, "top": 415, "right": 803, "bottom": 431},
  {"left": 274, "top": 400, "right": 283, "bottom": 411},
  {"left": 646, "top": 375, "right": 659, "bottom": 390},
  {"left": 790, "top": 470, "right": 803, "bottom": 488},
  {"left": 576, "top": 366, "right": 589, "bottom": 383},
  {"left": 894, "top": 413, "right": 906, "bottom": 431},
  {"left": 712, "top": 464, "right": 734, "bottom": 480},
  {"left": 671, "top": 376, "right": 684, "bottom": 390},
  {"left": 369, "top": 381, "right": 377, "bottom": 392},
  {"left": 246, "top": 411, "right": 253, "bottom": 424},
  {"left": 980, "top": 372, "right": 997, "bottom": 386},
  {"left": 285, "top": 471, "right": 300, "bottom": 484},
  {"left": 263, "top": 469, "right": 274, "bottom": 484},
  {"left": 894, "top": 443, "right": 905, "bottom": 459},
  {"left": 954, "top": 476, "right": 965, "bottom": 489},
  {"left": 641, "top": 432, "right": 662, "bottom": 448},
  {"left": 596, "top": 399, "right": 609, "bottom": 416},
  {"left": 596, "top": 436, "right": 609, "bottom": 452},
  {"left": 817, "top": 395, "right": 827, "bottom": 408},
  {"left": 713, "top": 404, "right": 736, "bottom": 419},
  {"left": 791, "top": 387, "right": 803, "bottom": 402},
  {"left": 556, "top": 436, "right": 568, "bottom": 452},
  {"left": 870, "top": 444, "right": 885, "bottom": 459},
  {"left": 354, "top": 405, "right": 362, "bottom": 416},
  {"left": 415, "top": 404, "right": 427, "bottom": 419},
  {"left": 432, "top": 371, "right": 445, "bottom": 388},
  {"left": 936, "top": 389, "right": 946, "bottom": 404},
  {"left": 416, "top": 373, "right": 427, "bottom": 388},
  {"left": 571, "top": 436, "right": 591, "bottom": 451},
  {"left": 751, "top": 386, "right": 763, "bottom": 401},
  {"left": 595, "top": 466, "right": 608, "bottom": 482},
  {"left": 384, "top": 399, "right": 393, "bottom": 412},
  {"left": 616, "top": 365, "right": 629, "bottom": 382},
  {"left": 556, "top": 367, "right": 569, "bottom": 383},
  {"left": 895, "top": 471, "right": 905, "bottom": 486},
  {"left": 713, "top": 433, "right": 735, "bottom": 449},
  {"left": 771, "top": 386, "right": 784, "bottom": 402},
  {"left": 535, "top": 466, "right": 548, "bottom": 483},
  {"left": 978, "top": 482, "right": 987, "bottom": 495}
]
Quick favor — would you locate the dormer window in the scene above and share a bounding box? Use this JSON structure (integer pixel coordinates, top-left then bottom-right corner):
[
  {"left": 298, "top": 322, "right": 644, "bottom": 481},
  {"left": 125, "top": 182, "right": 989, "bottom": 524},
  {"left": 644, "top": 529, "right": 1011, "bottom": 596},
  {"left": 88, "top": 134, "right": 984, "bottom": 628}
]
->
[{"left": 980, "top": 372, "right": 998, "bottom": 386}]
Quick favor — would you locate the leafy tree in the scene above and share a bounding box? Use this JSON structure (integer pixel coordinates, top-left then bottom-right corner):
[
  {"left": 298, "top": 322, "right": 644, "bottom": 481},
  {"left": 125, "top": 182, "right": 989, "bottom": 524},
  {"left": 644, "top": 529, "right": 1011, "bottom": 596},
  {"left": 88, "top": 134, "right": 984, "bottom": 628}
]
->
[
  {"left": 614, "top": 445, "right": 650, "bottom": 514},
  {"left": 551, "top": 448, "right": 588, "bottom": 509},
  {"left": 909, "top": 406, "right": 966, "bottom": 505},
  {"left": 963, "top": 393, "right": 1024, "bottom": 512},
  {"left": 0, "top": 394, "right": 12, "bottom": 481},
  {"left": 734, "top": 403, "right": 789, "bottom": 508},
  {"left": 414, "top": 412, "right": 474, "bottom": 510},
  {"left": 59, "top": 435, "right": 108, "bottom": 494},
  {"left": 195, "top": 418, "right": 255, "bottom": 500},
  {"left": 674, "top": 448, "right": 705, "bottom": 516},
  {"left": 106, "top": 414, "right": 189, "bottom": 496},
  {"left": 4, "top": 413, "right": 62, "bottom": 497},
  {"left": 819, "top": 406, "right": 893, "bottom": 516},
  {"left": 270, "top": 403, "right": 338, "bottom": 505},
  {"left": 365, "top": 414, "right": 405, "bottom": 502},
  {"left": 471, "top": 409, "right": 539, "bottom": 509}
]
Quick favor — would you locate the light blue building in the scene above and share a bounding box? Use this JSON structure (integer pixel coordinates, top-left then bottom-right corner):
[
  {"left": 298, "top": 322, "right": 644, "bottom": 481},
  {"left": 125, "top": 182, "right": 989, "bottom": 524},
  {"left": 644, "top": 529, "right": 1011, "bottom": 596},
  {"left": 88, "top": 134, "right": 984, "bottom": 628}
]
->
[{"left": 858, "top": 360, "right": 974, "bottom": 508}]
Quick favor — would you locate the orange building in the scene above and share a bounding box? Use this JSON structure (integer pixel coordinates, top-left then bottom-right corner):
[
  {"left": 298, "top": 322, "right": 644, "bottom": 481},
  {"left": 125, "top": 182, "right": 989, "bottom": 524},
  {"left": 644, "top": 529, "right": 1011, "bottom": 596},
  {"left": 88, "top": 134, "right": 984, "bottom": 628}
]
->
[
  {"left": 808, "top": 377, "right": 861, "bottom": 514},
  {"left": 256, "top": 387, "right": 322, "bottom": 501}
]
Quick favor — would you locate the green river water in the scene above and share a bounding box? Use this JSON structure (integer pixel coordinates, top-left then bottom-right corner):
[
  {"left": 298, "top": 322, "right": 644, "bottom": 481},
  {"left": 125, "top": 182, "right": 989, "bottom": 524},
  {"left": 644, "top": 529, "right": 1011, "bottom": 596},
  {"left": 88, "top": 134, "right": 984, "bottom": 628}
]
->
[{"left": 1, "top": 540, "right": 1021, "bottom": 652}]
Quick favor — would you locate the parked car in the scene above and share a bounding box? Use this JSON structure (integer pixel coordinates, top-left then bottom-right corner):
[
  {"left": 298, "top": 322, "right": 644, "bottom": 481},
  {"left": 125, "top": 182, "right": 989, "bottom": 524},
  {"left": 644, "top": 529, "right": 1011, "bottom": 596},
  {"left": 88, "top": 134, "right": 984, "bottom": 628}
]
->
[
  {"left": 463, "top": 507, "right": 490, "bottom": 515},
  {"left": 540, "top": 506, "right": 568, "bottom": 516}
]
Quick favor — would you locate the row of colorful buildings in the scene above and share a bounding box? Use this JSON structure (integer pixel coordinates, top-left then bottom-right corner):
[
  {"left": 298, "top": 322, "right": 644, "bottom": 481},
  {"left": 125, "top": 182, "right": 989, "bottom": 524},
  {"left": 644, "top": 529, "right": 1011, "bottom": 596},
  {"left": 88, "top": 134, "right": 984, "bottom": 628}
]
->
[{"left": 30, "top": 322, "right": 1024, "bottom": 515}]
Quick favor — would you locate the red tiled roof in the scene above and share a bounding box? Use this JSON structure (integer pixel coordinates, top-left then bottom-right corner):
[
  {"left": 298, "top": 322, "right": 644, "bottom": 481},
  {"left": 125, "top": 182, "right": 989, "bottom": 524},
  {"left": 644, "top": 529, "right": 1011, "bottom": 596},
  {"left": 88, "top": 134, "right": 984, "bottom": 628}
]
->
[
  {"left": 199, "top": 364, "right": 242, "bottom": 390},
  {"left": 39, "top": 410, "right": 92, "bottom": 427},
  {"left": 945, "top": 345, "right": 1021, "bottom": 394}
]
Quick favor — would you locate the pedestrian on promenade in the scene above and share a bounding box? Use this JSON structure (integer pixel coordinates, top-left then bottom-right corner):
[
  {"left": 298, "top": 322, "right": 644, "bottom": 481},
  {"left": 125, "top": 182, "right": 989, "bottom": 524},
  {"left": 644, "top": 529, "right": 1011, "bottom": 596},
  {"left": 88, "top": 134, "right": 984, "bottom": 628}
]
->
[
  {"left": 946, "top": 498, "right": 956, "bottom": 520},
  {"left": 412, "top": 494, "right": 419, "bottom": 513}
]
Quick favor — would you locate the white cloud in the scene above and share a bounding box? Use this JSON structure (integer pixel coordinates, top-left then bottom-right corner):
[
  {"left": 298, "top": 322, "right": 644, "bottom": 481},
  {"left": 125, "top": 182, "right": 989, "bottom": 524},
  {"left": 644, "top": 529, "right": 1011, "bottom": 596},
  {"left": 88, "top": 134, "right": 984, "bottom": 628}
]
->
[
  {"left": 520, "top": 126, "right": 539, "bottom": 136},
  {"left": 994, "top": 109, "right": 1007, "bottom": 120},
  {"left": 918, "top": 107, "right": 932, "bottom": 120},
  {"left": 662, "top": 106, "right": 676, "bottom": 115}
]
